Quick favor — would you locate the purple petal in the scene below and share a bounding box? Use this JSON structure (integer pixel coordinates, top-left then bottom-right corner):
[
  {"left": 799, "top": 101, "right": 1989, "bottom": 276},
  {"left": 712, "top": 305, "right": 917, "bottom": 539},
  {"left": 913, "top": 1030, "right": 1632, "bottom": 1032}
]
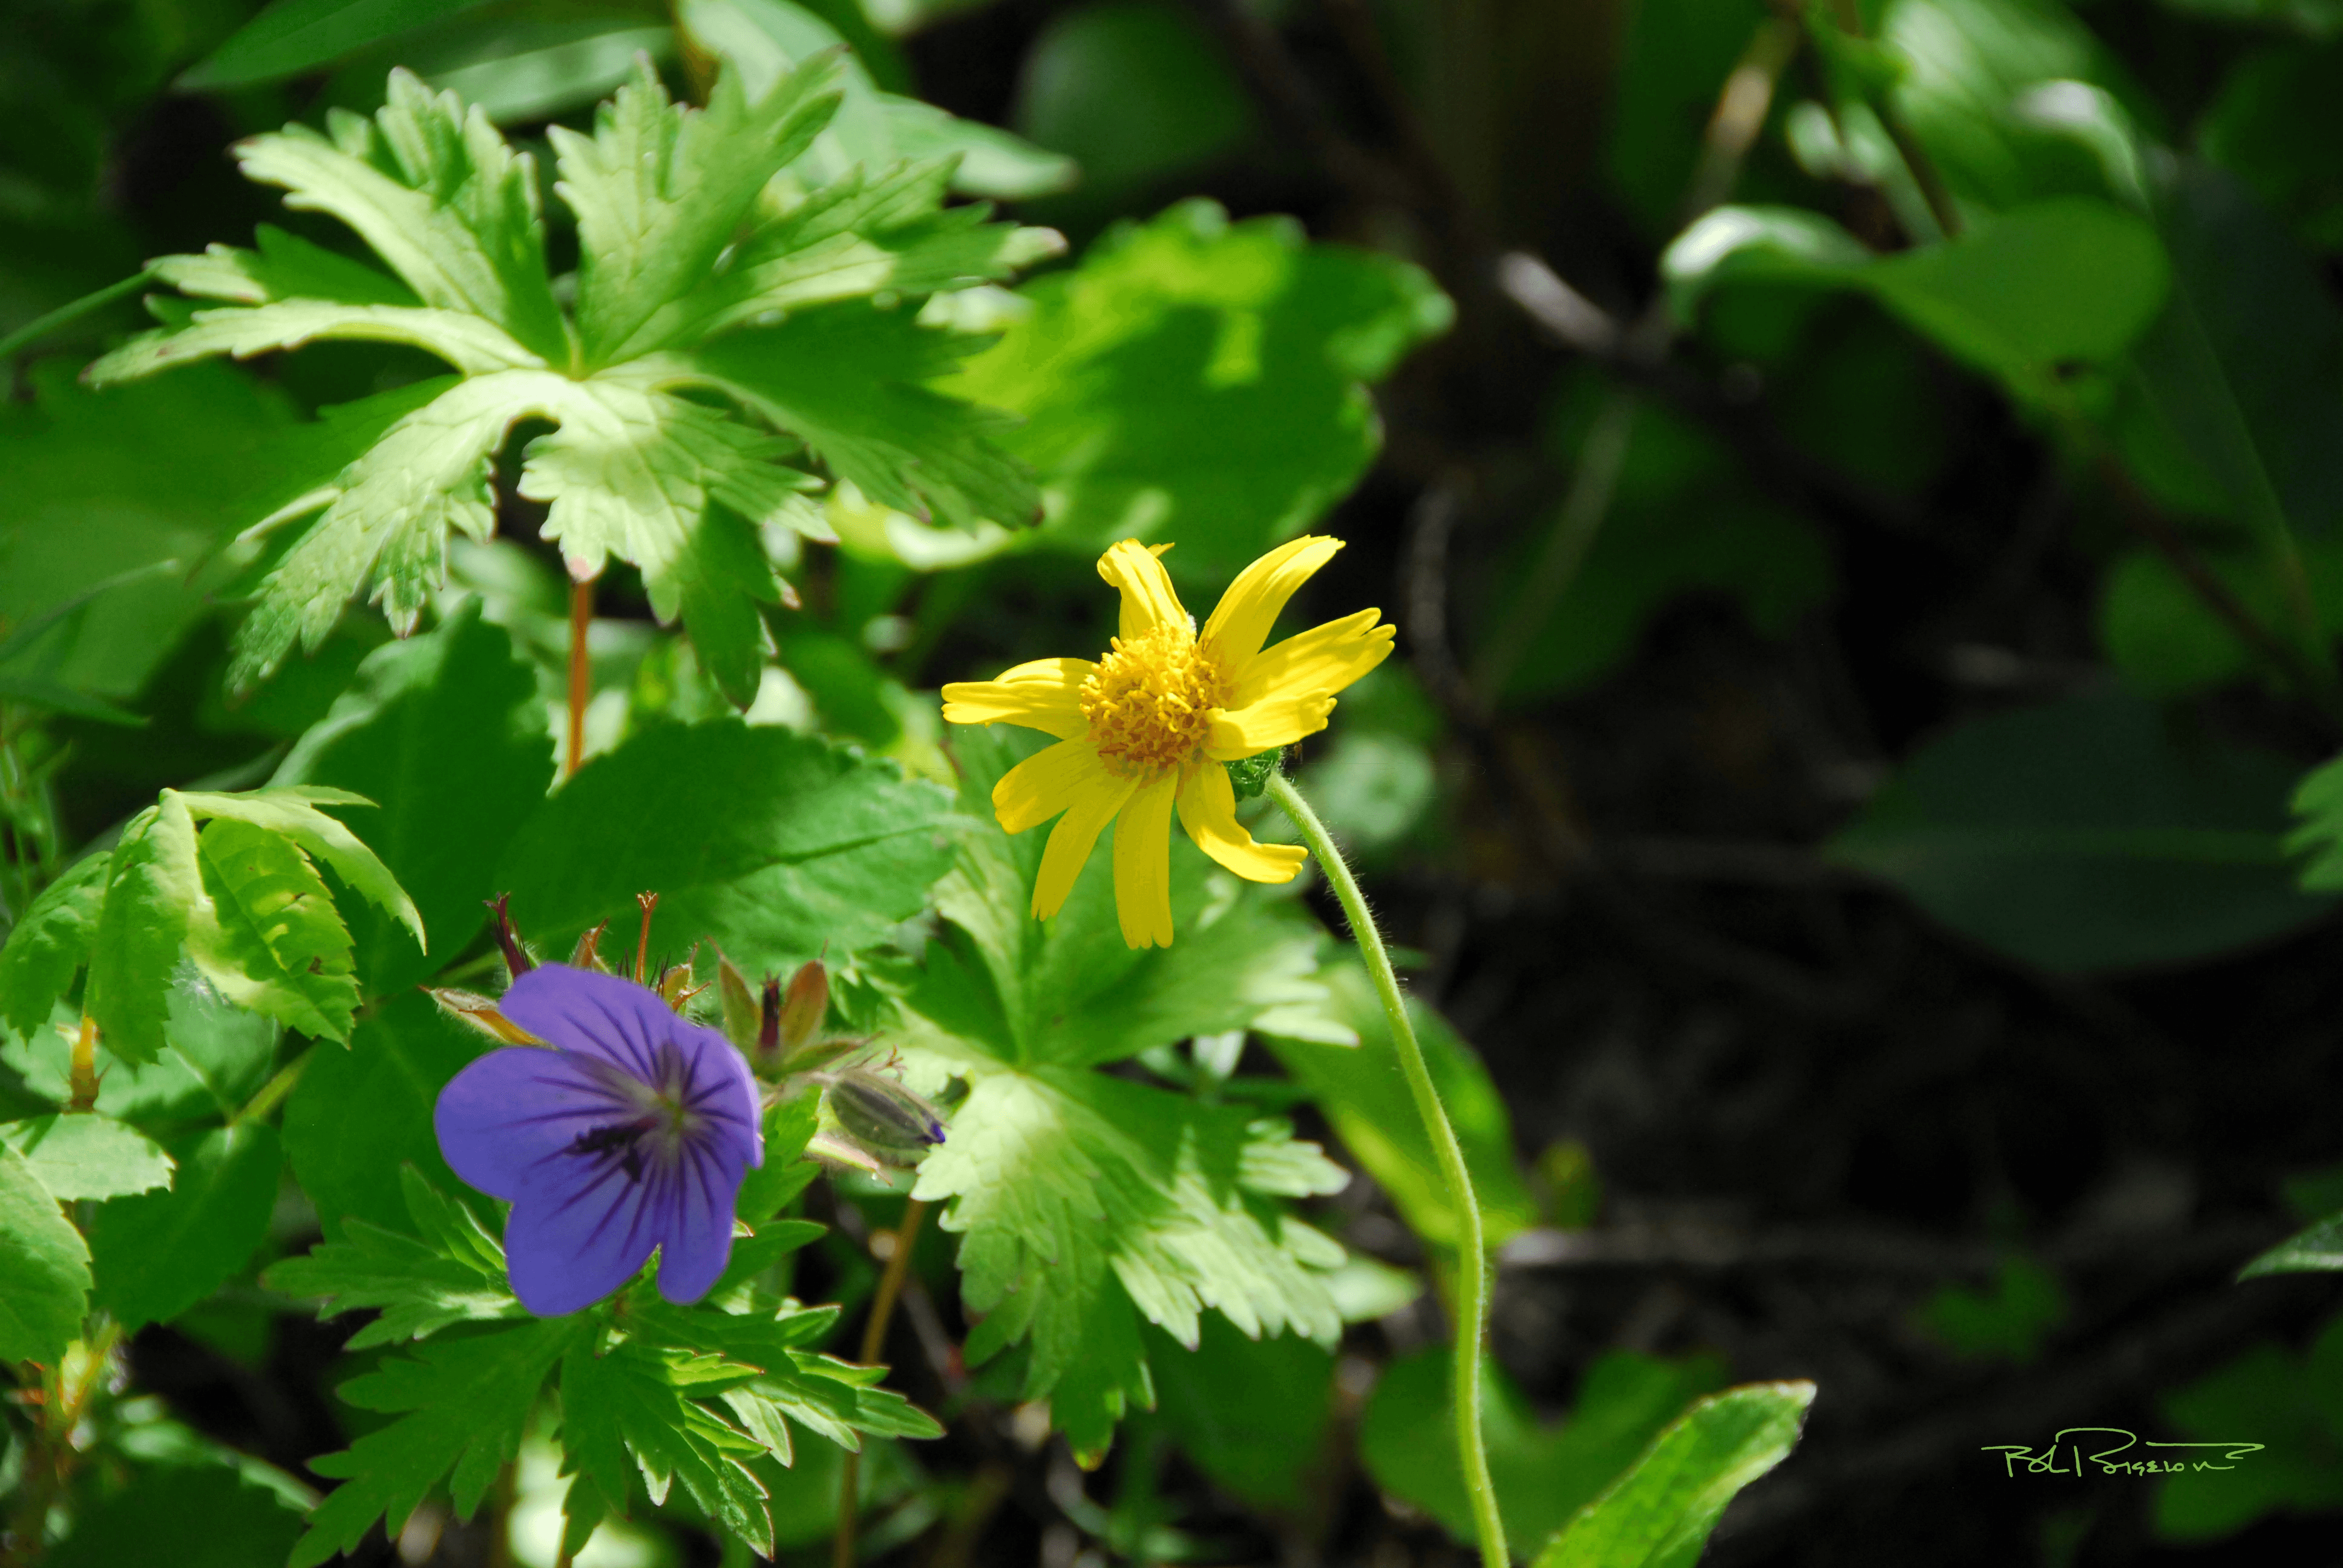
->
[
  {"left": 655, "top": 1137, "right": 747, "bottom": 1304},
  {"left": 502, "top": 1160, "right": 665, "bottom": 1316},
  {"left": 500, "top": 963, "right": 689, "bottom": 1082},
  {"left": 671, "top": 1026, "right": 765, "bottom": 1172},
  {"left": 434, "top": 1047, "right": 633, "bottom": 1202}
]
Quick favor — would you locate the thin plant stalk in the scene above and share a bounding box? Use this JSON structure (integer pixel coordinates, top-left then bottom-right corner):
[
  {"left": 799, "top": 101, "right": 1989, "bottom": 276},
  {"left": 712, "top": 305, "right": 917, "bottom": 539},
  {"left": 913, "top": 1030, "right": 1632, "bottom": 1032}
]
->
[
  {"left": 1265, "top": 773, "right": 1507, "bottom": 1568},
  {"left": 834, "top": 1197, "right": 928, "bottom": 1568},
  {"left": 566, "top": 577, "right": 594, "bottom": 780}
]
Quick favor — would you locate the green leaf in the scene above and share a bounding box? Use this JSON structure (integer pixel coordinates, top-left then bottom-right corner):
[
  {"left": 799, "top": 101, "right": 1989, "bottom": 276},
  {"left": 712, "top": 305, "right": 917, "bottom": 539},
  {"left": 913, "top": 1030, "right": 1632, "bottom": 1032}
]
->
[
  {"left": 1363, "top": 1347, "right": 1728, "bottom": 1552},
  {"left": 678, "top": 0, "right": 1067, "bottom": 199},
  {"left": 84, "top": 795, "right": 205, "bottom": 1068},
  {"left": 626, "top": 1295, "right": 941, "bottom": 1450},
  {"left": 83, "top": 298, "right": 540, "bottom": 385},
  {"left": 0, "top": 1140, "right": 92, "bottom": 1365},
  {"left": 293, "top": 1318, "right": 585, "bottom": 1568},
  {"left": 2198, "top": 45, "right": 2343, "bottom": 254},
  {"left": 909, "top": 1067, "right": 1345, "bottom": 1463},
  {"left": 2122, "top": 160, "right": 2343, "bottom": 550},
  {"left": 940, "top": 200, "right": 1453, "bottom": 577},
  {"left": 87, "top": 1122, "right": 281, "bottom": 1331},
  {"left": 559, "top": 1333, "right": 777, "bottom": 1554},
  {"left": 1148, "top": 1314, "right": 1333, "bottom": 1508},
  {"left": 497, "top": 720, "right": 959, "bottom": 978},
  {"left": 1531, "top": 1380, "right": 1816, "bottom": 1568},
  {"left": 1665, "top": 198, "right": 2170, "bottom": 403},
  {"left": 1879, "top": 0, "right": 2138, "bottom": 211},
  {"left": 888, "top": 726, "right": 1354, "bottom": 1458},
  {"left": 3, "top": 1113, "right": 174, "bottom": 1200},
  {"left": 1828, "top": 692, "right": 2335, "bottom": 972},
  {"left": 2100, "top": 537, "right": 2343, "bottom": 698},
  {"left": 175, "top": 786, "right": 425, "bottom": 951},
  {"left": 647, "top": 158, "right": 1064, "bottom": 346},
  {"left": 0, "top": 851, "right": 108, "bottom": 1040},
  {"left": 1914, "top": 1255, "right": 2068, "bottom": 1362},
  {"left": 551, "top": 57, "right": 843, "bottom": 365},
  {"left": 1012, "top": 1, "right": 1251, "bottom": 202},
  {"left": 2, "top": 973, "right": 280, "bottom": 1123},
  {"left": 273, "top": 601, "right": 555, "bottom": 992},
  {"left": 232, "top": 70, "right": 566, "bottom": 362},
  {"left": 2238, "top": 1210, "right": 2343, "bottom": 1278},
  {"left": 0, "top": 362, "right": 302, "bottom": 702},
  {"left": 222, "top": 370, "right": 808, "bottom": 696},
  {"left": 283, "top": 990, "right": 479, "bottom": 1236},
  {"left": 264, "top": 1169, "right": 523, "bottom": 1348},
  {"left": 1265, "top": 960, "right": 1539, "bottom": 1252},
  {"left": 425, "top": 22, "right": 678, "bottom": 126},
  {"left": 182, "top": 0, "right": 500, "bottom": 89},
  {"left": 880, "top": 94, "right": 1076, "bottom": 200},
  {"left": 152, "top": 223, "right": 418, "bottom": 307},
  {"left": 2151, "top": 1318, "right": 2343, "bottom": 1542},
  {"left": 189, "top": 817, "right": 360, "bottom": 1042},
  {"left": 680, "top": 302, "right": 1038, "bottom": 532},
  {"left": 44, "top": 1464, "right": 307, "bottom": 1568}
]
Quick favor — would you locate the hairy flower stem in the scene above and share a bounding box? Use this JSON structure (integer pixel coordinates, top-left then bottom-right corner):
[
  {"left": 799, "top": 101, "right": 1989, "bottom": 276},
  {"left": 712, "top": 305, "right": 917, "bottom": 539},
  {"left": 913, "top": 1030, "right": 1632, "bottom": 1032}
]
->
[
  {"left": 1267, "top": 774, "right": 1507, "bottom": 1568},
  {"left": 566, "top": 576, "right": 595, "bottom": 780},
  {"left": 834, "top": 1198, "right": 929, "bottom": 1568}
]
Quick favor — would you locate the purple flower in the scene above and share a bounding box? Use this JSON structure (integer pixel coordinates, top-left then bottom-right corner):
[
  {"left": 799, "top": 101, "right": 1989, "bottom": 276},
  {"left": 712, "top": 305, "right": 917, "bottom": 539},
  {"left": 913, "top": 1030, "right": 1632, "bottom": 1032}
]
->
[{"left": 433, "top": 963, "right": 764, "bottom": 1316}]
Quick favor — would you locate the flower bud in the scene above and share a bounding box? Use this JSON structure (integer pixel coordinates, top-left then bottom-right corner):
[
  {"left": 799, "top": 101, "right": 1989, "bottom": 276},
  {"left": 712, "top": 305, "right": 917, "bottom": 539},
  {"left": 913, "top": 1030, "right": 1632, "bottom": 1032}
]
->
[
  {"left": 716, "top": 954, "right": 761, "bottom": 1056},
  {"left": 426, "top": 987, "right": 540, "bottom": 1045},
  {"left": 776, "top": 960, "right": 828, "bottom": 1061},
  {"left": 827, "top": 1070, "right": 946, "bottom": 1165}
]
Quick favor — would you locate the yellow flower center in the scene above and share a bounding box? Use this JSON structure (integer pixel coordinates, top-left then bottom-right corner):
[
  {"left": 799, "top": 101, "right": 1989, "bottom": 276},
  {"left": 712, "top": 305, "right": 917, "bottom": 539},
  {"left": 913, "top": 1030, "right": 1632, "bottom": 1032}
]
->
[{"left": 1079, "top": 623, "right": 1225, "bottom": 777}]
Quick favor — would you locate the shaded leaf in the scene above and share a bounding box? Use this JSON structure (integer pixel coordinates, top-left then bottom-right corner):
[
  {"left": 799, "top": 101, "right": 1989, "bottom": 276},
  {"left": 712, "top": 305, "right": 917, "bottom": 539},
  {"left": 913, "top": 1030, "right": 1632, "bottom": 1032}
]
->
[
  {"left": 273, "top": 600, "right": 555, "bottom": 992},
  {"left": 87, "top": 1122, "right": 280, "bottom": 1331},
  {"left": 1828, "top": 693, "right": 2333, "bottom": 971},
  {"left": 292, "top": 1318, "right": 585, "bottom": 1568},
  {"left": 0, "top": 1141, "right": 91, "bottom": 1366}
]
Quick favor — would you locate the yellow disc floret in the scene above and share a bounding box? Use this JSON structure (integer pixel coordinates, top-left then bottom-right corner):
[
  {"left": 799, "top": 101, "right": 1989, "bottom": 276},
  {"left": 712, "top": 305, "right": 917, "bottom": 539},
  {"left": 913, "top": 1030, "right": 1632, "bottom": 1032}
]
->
[{"left": 1078, "top": 622, "right": 1225, "bottom": 777}]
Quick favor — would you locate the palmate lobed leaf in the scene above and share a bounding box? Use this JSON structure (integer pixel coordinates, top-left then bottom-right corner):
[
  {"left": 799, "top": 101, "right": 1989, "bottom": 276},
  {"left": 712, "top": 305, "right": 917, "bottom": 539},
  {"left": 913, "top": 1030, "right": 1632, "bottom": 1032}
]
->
[
  {"left": 885, "top": 725, "right": 1355, "bottom": 1461},
  {"left": 292, "top": 1317, "right": 585, "bottom": 1568},
  {"left": 82, "top": 57, "right": 1053, "bottom": 700}
]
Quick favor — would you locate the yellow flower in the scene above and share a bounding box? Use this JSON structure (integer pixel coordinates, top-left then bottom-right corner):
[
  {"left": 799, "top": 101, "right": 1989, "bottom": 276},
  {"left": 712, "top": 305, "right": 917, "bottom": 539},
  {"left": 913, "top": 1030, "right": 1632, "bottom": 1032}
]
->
[{"left": 941, "top": 536, "right": 1394, "bottom": 948}]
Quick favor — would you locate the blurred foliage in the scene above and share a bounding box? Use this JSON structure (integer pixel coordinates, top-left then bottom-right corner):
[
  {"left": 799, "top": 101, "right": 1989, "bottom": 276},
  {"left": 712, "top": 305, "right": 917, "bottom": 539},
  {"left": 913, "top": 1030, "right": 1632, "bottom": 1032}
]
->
[{"left": 10, "top": 0, "right": 2343, "bottom": 1558}]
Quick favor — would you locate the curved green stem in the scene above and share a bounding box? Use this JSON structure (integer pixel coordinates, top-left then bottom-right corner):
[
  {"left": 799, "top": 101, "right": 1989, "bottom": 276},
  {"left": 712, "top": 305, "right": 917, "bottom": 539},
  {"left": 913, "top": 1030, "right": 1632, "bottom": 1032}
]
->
[{"left": 1266, "top": 773, "right": 1507, "bottom": 1568}]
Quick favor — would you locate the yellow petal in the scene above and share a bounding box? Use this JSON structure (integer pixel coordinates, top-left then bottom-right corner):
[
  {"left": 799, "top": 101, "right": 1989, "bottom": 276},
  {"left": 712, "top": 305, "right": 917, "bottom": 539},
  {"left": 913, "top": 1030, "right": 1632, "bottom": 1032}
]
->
[
  {"left": 993, "top": 736, "right": 1116, "bottom": 835},
  {"left": 942, "top": 658, "right": 1092, "bottom": 740},
  {"left": 1112, "top": 772, "right": 1179, "bottom": 948},
  {"left": 1205, "top": 693, "right": 1339, "bottom": 759},
  {"left": 1228, "top": 609, "right": 1395, "bottom": 710},
  {"left": 1199, "top": 536, "right": 1343, "bottom": 668},
  {"left": 1034, "top": 767, "right": 1137, "bottom": 920},
  {"left": 1098, "top": 538, "right": 1190, "bottom": 641},
  {"left": 1176, "top": 762, "right": 1307, "bottom": 884}
]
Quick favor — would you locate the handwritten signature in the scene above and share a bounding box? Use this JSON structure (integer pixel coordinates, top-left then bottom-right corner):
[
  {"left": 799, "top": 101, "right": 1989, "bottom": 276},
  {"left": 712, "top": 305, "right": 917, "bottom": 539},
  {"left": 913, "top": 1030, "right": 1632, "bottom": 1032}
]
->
[{"left": 1982, "top": 1428, "right": 2265, "bottom": 1478}]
